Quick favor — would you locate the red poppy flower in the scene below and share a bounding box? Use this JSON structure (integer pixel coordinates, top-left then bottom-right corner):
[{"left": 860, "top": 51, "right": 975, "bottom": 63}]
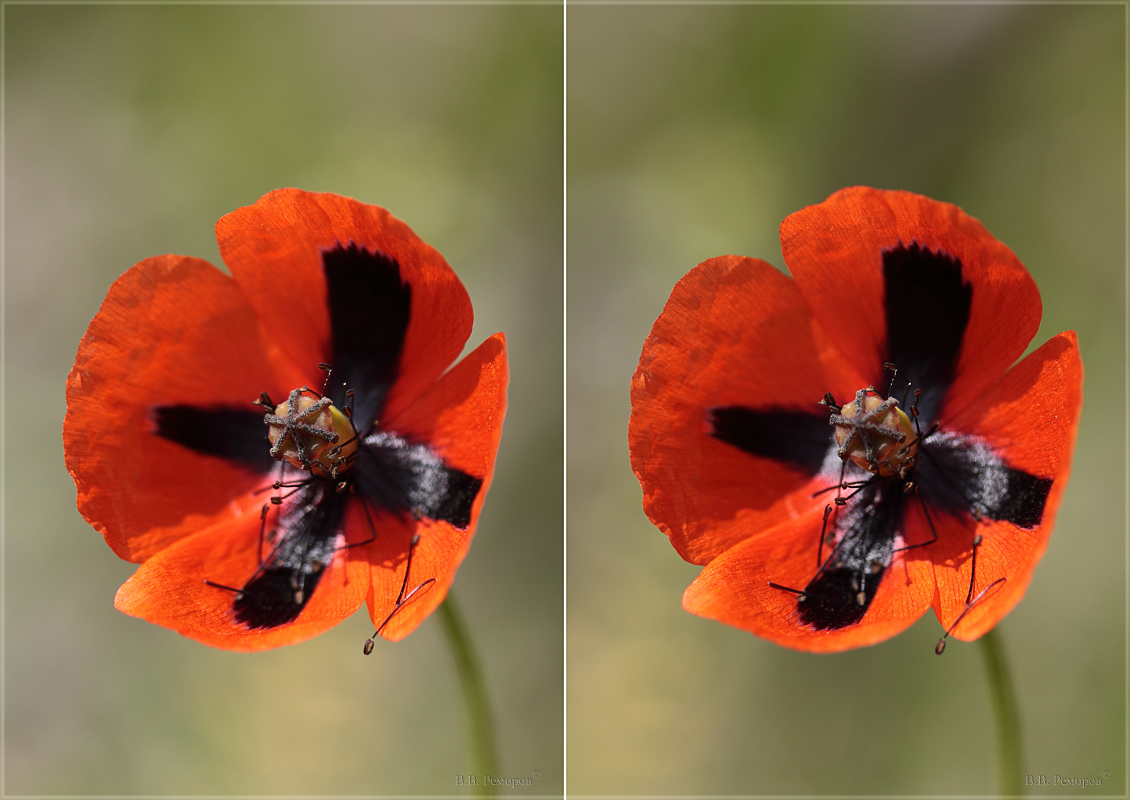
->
[
  {"left": 630, "top": 187, "right": 1082, "bottom": 653},
  {"left": 64, "top": 189, "right": 508, "bottom": 651}
]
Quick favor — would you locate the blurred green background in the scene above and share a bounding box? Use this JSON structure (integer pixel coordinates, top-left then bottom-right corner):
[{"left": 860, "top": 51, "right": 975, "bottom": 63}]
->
[
  {"left": 568, "top": 4, "right": 1124, "bottom": 797},
  {"left": 6, "top": 5, "right": 561, "bottom": 796},
  {"left": 6, "top": 3, "right": 1127, "bottom": 798}
]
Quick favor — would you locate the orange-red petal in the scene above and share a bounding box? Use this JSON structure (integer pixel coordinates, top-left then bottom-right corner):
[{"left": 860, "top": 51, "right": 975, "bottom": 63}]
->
[
  {"left": 216, "top": 189, "right": 473, "bottom": 416},
  {"left": 781, "top": 187, "right": 1042, "bottom": 418},
  {"left": 114, "top": 508, "right": 370, "bottom": 651},
  {"left": 682, "top": 506, "right": 935, "bottom": 652},
  {"left": 927, "top": 331, "right": 1083, "bottom": 639},
  {"left": 364, "top": 333, "right": 509, "bottom": 641},
  {"left": 64, "top": 255, "right": 306, "bottom": 562},
  {"left": 630, "top": 256, "right": 865, "bottom": 565}
]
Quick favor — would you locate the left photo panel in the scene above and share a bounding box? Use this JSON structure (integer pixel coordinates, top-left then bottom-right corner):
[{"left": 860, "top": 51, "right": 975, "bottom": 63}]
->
[{"left": 5, "top": 5, "right": 563, "bottom": 795}]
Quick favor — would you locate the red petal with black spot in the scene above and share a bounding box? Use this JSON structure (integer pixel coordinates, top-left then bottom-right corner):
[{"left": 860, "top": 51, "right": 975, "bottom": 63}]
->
[
  {"left": 65, "top": 189, "right": 508, "bottom": 652},
  {"left": 630, "top": 186, "right": 1082, "bottom": 653}
]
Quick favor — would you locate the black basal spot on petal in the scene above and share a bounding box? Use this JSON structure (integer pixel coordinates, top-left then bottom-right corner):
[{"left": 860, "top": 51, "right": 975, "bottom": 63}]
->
[
  {"left": 883, "top": 242, "right": 972, "bottom": 423},
  {"left": 153, "top": 405, "right": 275, "bottom": 473},
  {"left": 798, "top": 567, "right": 885, "bottom": 630},
  {"left": 355, "top": 431, "right": 482, "bottom": 529},
  {"left": 323, "top": 242, "right": 412, "bottom": 429},
  {"left": 798, "top": 479, "right": 902, "bottom": 630},
  {"left": 234, "top": 565, "right": 327, "bottom": 629},
  {"left": 990, "top": 471, "right": 1055, "bottom": 529},
  {"left": 917, "top": 431, "right": 1053, "bottom": 529},
  {"left": 233, "top": 481, "right": 347, "bottom": 629},
  {"left": 708, "top": 406, "right": 832, "bottom": 475}
]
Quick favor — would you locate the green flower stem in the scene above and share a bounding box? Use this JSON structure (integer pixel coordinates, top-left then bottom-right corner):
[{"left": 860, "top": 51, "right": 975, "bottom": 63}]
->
[
  {"left": 439, "top": 594, "right": 499, "bottom": 797},
  {"left": 979, "top": 628, "right": 1023, "bottom": 797}
]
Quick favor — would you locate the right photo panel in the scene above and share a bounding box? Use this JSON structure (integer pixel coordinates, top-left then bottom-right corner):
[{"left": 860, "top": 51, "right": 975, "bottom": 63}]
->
[{"left": 567, "top": 4, "right": 1124, "bottom": 796}]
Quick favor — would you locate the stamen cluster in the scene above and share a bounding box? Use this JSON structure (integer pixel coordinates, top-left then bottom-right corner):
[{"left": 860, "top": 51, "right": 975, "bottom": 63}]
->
[
  {"left": 263, "top": 387, "right": 358, "bottom": 478},
  {"left": 828, "top": 388, "right": 917, "bottom": 477}
]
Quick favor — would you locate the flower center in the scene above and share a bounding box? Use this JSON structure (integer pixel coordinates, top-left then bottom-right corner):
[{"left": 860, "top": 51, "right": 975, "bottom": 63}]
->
[
  {"left": 264, "top": 388, "right": 358, "bottom": 477},
  {"left": 830, "top": 388, "right": 917, "bottom": 477}
]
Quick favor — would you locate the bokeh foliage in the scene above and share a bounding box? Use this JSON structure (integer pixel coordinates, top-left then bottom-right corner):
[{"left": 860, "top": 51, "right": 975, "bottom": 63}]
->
[
  {"left": 6, "top": 4, "right": 562, "bottom": 795},
  {"left": 6, "top": 2, "right": 1125, "bottom": 796},
  {"left": 567, "top": 4, "right": 1124, "bottom": 795}
]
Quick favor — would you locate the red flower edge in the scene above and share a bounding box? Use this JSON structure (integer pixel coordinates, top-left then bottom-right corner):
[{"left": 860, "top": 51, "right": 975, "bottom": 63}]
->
[
  {"left": 65, "top": 189, "right": 508, "bottom": 651},
  {"left": 630, "top": 187, "right": 1082, "bottom": 653}
]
